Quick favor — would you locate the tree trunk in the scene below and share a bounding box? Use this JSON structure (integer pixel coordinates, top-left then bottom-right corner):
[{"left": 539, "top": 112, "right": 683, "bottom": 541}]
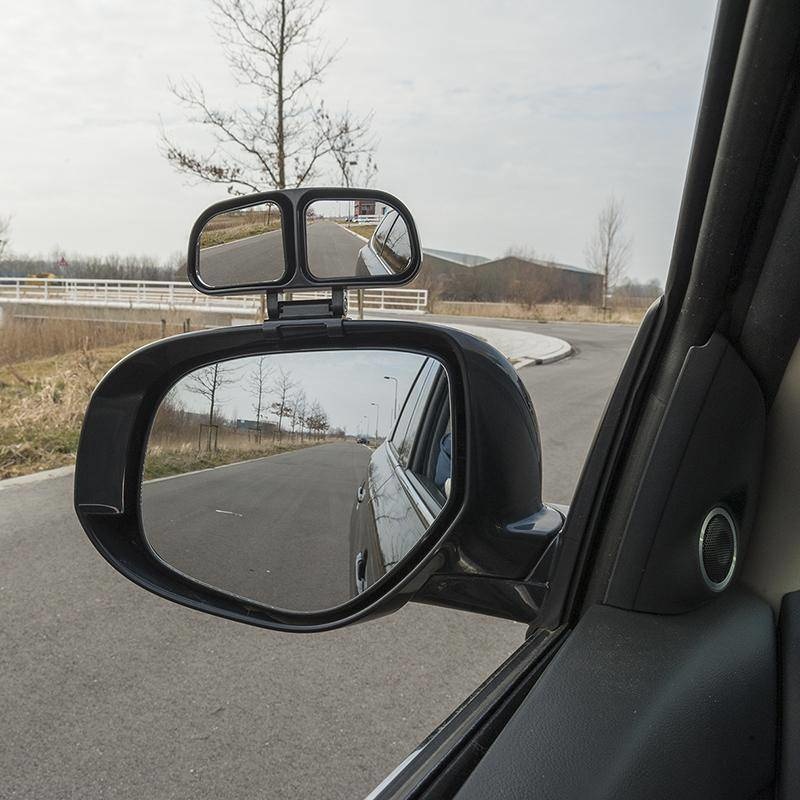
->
[{"left": 277, "top": 0, "right": 286, "bottom": 189}]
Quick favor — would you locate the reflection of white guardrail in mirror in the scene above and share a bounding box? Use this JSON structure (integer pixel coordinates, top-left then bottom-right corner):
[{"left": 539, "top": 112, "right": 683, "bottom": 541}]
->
[{"left": 0, "top": 278, "right": 429, "bottom": 315}]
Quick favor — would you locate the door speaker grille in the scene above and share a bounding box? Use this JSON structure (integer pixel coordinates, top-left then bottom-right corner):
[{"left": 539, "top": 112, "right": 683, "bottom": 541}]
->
[{"left": 699, "top": 507, "right": 737, "bottom": 591}]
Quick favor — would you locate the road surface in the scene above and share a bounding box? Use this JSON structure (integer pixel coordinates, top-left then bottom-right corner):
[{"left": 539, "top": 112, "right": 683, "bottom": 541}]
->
[
  {"left": 306, "top": 220, "right": 365, "bottom": 278},
  {"left": 199, "top": 228, "right": 286, "bottom": 286},
  {"left": 199, "top": 220, "right": 364, "bottom": 286},
  {"left": 1, "top": 320, "right": 636, "bottom": 800},
  {"left": 142, "top": 442, "right": 371, "bottom": 612}
]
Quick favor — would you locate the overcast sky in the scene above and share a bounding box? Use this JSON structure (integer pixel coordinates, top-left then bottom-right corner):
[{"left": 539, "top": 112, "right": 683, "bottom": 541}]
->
[{"left": 1, "top": 1, "right": 716, "bottom": 283}]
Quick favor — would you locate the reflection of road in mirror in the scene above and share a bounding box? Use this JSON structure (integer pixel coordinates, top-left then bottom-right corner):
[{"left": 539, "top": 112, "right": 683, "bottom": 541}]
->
[
  {"left": 197, "top": 202, "right": 285, "bottom": 287},
  {"left": 306, "top": 219, "right": 365, "bottom": 278},
  {"left": 140, "top": 350, "right": 448, "bottom": 613},
  {"left": 141, "top": 441, "right": 371, "bottom": 611}
]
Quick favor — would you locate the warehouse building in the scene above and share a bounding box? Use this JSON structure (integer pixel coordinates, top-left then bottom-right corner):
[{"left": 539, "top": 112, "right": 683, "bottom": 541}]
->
[{"left": 415, "top": 250, "right": 603, "bottom": 305}]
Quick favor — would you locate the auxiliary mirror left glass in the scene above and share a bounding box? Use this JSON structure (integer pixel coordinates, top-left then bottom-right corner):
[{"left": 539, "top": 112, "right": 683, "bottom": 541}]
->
[
  {"left": 196, "top": 200, "right": 285, "bottom": 288},
  {"left": 140, "top": 349, "right": 452, "bottom": 613}
]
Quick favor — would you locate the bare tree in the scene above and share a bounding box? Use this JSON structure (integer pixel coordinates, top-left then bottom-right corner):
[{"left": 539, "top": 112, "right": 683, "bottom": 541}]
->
[
  {"left": 318, "top": 103, "right": 378, "bottom": 187},
  {"left": 270, "top": 366, "right": 297, "bottom": 442},
  {"left": 288, "top": 388, "right": 306, "bottom": 440},
  {"left": 185, "top": 362, "right": 240, "bottom": 449},
  {"left": 585, "top": 196, "right": 632, "bottom": 313},
  {"left": 161, "top": 0, "right": 376, "bottom": 192},
  {"left": 245, "top": 356, "right": 272, "bottom": 442},
  {"left": 0, "top": 216, "right": 11, "bottom": 260},
  {"left": 306, "top": 399, "right": 329, "bottom": 440},
  {"left": 291, "top": 390, "right": 307, "bottom": 441}
]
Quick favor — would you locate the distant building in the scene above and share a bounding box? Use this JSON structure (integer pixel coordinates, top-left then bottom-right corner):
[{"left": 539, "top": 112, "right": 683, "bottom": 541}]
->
[
  {"left": 422, "top": 248, "right": 491, "bottom": 268},
  {"left": 353, "top": 199, "right": 390, "bottom": 218},
  {"left": 413, "top": 249, "right": 602, "bottom": 305}
]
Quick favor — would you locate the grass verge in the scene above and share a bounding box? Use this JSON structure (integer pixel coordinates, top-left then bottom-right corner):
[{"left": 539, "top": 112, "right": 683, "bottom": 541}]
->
[
  {"left": 199, "top": 221, "right": 281, "bottom": 248},
  {"left": 143, "top": 441, "right": 320, "bottom": 481},
  {"left": 0, "top": 338, "right": 152, "bottom": 480},
  {"left": 342, "top": 224, "right": 376, "bottom": 239}
]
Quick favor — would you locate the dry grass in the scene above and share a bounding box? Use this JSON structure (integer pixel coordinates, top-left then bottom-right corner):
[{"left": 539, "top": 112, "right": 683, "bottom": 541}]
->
[
  {"left": 0, "top": 316, "right": 162, "bottom": 366},
  {"left": 143, "top": 440, "right": 321, "bottom": 481},
  {"left": 431, "top": 299, "right": 653, "bottom": 324},
  {"left": 199, "top": 220, "right": 281, "bottom": 248},
  {"left": 199, "top": 207, "right": 282, "bottom": 248},
  {"left": 343, "top": 224, "right": 376, "bottom": 239},
  {"left": 0, "top": 332, "right": 154, "bottom": 479}
]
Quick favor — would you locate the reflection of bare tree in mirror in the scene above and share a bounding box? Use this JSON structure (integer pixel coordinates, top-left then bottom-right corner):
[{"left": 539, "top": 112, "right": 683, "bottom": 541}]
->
[
  {"left": 270, "top": 366, "right": 297, "bottom": 443},
  {"left": 245, "top": 357, "right": 272, "bottom": 444},
  {"left": 292, "top": 390, "right": 307, "bottom": 442},
  {"left": 185, "top": 362, "right": 240, "bottom": 450},
  {"left": 306, "top": 399, "right": 330, "bottom": 440}
]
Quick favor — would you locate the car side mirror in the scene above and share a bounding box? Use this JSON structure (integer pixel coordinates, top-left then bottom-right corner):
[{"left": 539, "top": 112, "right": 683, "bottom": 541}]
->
[{"left": 74, "top": 320, "right": 563, "bottom": 631}]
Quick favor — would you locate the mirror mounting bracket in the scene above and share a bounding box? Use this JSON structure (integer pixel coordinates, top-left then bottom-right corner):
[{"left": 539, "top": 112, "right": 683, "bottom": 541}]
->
[{"left": 266, "top": 287, "right": 347, "bottom": 321}]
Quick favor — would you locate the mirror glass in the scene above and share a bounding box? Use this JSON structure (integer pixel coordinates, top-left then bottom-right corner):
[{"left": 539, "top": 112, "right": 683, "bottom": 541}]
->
[
  {"left": 305, "top": 198, "right": 414, "bottom": 279},
  {"left": 196, "top": 201, "right": 285, "bottom": 288},
  {"left": 141, "top": 349, "right": 451, "bottom": 613}
]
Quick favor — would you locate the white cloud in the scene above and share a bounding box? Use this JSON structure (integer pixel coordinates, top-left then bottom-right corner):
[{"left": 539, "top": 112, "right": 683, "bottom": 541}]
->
[{"left": 0, "top": 0, "right": 716, "bottom": 282}]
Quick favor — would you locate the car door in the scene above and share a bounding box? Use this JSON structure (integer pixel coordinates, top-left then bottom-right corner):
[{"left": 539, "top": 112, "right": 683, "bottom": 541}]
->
[
  {"left": 367, "top": 3, "right": 800, "bottom": 798},
  {"left": 350, "top": 358, "right": 449, "bottom": 592}
]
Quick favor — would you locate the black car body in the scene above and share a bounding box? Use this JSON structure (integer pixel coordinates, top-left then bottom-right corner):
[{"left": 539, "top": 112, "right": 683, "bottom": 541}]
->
[
  {"left": 350, "top": 357, "right": 451, "bottom": 594},
  {"left": 355, "top": 209, "right": 413, "bottom": 277}
]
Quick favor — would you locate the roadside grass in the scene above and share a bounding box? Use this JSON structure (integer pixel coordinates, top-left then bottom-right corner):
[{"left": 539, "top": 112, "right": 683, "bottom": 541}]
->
[
  {"left": 199, "top": 220, "right": 281, "bottom": 248},
  {"left": 341, "top": 224, "right": 376, "bottom": 239},
  {"left": 431, "top": 299, "right": 653, "bottom": 325},
  {"left": 0, "top": 316, "right": 160, "bottom": 365},
  {"left": 0, "top": 337, "right": 152, "bottom": 480},
  {"left": 143, "top": 439, "right": 321, "bottom": 481}
]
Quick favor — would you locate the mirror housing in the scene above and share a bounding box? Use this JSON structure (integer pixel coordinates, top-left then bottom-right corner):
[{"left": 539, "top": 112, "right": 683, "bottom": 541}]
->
[
  {"left": 74, "top": 320, "right": 562, "bottom": 632},
  {"left": 187, "top": 187, "right": 422, "bottom": 295}
]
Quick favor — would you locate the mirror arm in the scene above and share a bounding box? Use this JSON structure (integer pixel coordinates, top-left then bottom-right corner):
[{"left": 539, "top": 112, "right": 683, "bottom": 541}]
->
[{"left": 266, "top": 288, "right": 347, "bottom": 321}]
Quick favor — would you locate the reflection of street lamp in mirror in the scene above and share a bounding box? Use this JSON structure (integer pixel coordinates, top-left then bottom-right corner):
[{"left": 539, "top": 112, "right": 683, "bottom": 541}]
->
[
  {"left": 384, "top": 375, "right": 398, "bottom": 423},
  {"left": 370, "top": 402, "right": 380, "bottom": 441}
]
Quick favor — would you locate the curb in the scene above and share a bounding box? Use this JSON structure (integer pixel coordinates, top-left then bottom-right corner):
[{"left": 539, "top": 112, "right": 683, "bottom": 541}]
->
[{"left": 0, "top": 464, "right": 74, "bottom": 489}]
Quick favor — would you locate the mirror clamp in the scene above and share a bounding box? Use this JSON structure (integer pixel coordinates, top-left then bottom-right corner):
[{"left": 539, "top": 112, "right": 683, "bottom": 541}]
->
[{"left": 266, "top": 288, "right": 347, "bottom": 321}]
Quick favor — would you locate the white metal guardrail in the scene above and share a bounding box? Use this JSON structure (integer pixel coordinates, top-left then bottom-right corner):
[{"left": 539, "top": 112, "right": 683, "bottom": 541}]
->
[{"left": 0, "top": 277, "right": 428, "bottom": 315}]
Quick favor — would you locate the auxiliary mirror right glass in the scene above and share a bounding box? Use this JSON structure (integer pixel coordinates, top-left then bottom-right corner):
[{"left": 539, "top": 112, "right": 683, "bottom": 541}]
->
[
  {"left": 305, "top": 197, "right": 414, "bottom": 280},
  {"left": 140, "top": 349, "right": 452, "bottom": 614}
]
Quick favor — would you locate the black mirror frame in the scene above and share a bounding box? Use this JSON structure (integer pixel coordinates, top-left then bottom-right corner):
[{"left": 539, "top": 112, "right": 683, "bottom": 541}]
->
[
  {"left": 74, "top": 319, "right": 560, "bottom": 632},
  {"left": 187, "top": 187, "right": 422, "bottom": 296}
]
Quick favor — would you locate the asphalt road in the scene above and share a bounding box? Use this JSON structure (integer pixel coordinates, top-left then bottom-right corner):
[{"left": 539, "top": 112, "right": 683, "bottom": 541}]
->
[
  {"left": 142, "top": 442, "right": 372, "bottom": 612},
  {"left": 199, "top": 228, "right": 286, "bottom": 286},
  {"left": 306, "top": 220, "right": 364, "bottom": 279},
  {"left": 199, "top": 221, "right": 364, "bottom": 286},
  {"left": 1, "top": 319, "right": 636, "bottom": 800}
]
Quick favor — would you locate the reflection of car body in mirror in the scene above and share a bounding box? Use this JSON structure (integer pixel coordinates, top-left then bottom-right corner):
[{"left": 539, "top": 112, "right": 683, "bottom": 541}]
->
[
  {"left": 350, "top": 358, "right": 450, "bottom": 594},
  {"left": 355, "top": 210, "right": 412, "bottom": 277}
]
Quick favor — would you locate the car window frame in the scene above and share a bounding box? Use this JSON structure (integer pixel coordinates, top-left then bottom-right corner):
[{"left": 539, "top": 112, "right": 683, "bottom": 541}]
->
[{"left": 390, "top": 358, "right": 438, "bottom": 466}]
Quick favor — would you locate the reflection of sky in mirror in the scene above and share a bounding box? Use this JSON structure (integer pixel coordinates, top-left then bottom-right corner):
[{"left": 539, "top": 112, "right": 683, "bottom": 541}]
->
[{"left": 169, "top": 350, "right": 429, "bottom": 438}]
